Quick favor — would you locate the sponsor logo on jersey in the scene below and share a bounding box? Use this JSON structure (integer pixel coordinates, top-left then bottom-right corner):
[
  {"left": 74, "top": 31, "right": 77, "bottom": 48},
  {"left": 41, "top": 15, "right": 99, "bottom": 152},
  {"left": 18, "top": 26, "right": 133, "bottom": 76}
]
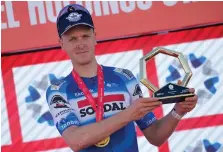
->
[
  {"left": 55, "top": 108, "right": 73, "bottom": 118},
  {"left": 56, "top": 113, "right": 80, "bottom": 134},
  {"left": 51, "top": 85, "right": 59, "bottom": 90},
  {"left": 146, "top": 117, "right": 156, "bottom": 126},
  {"left": 50, "top": 95, "right": 69, "bottom": 108},
  {"left": 114, "top": 68, "right": 134, "bottom": 80},
  {"left": 77, "top": 94, "right": 126, "bottom": 117},
  {"left": 60, "top": 120, "right": 79, "bottom": 130},
  {"left": 75, "top": 89, "right": 94, "bottom": 97},
  {"left": 50, "top": 80, "right": 65, "bottom": 90},
  {"left": 133, "top": 84, "right": 143, "bottom": 97},
  {"left": 106, "top": 83, "right": 112, "bottom": 87},
  {"left": 106, "top": 83, "right": 119, "bottom": 88},
  {"left": 80, "top": 102, "right": 126, "bottom": 117}
]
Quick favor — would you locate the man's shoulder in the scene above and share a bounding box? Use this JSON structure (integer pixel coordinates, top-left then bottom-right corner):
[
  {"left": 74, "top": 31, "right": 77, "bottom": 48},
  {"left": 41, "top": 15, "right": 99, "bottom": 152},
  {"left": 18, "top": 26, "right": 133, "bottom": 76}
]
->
[
  {"left": 113, "top": 67, "right": 135, "bottom": 81},
  {"left": 46, "top": 76, "right": 68, "bottom": 95},
  {"left": 102, "top": 65, "right": 134, "bottom": 79},
  {"left": 102, "top": 65, "right": 135, "bottom": 82}
]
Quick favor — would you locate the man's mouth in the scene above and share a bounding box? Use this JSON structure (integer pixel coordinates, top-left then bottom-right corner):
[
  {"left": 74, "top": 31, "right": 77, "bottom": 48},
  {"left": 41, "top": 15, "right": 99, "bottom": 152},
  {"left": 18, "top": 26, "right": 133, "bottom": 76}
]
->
[{"left": 76, "top": 51, "right": 88, "bottom": 54}]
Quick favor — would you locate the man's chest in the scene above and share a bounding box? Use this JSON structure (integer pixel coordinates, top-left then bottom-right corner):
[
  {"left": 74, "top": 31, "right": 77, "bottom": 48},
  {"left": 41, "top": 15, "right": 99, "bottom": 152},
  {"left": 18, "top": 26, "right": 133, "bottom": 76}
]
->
[{"left": 67, "top": 82, "right": 131, "bottom": 125}]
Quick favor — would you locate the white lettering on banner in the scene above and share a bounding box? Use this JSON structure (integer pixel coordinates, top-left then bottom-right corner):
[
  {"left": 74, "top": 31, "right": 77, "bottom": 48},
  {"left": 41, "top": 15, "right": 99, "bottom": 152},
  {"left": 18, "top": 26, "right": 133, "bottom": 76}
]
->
[
  {"left": 28, "top": 1, "right": 46, "bottom": 25},
  {"left": 92, "top": 1, "right": 120, "bottom": 16},
  {"left": 183, "top": 1, "right": 192, "bottom": 4},
  {"left": 28, "top": 1, "right": 72, "bottom": 25},
  {"left": 75, "top": 1, "right": 83, "bottom": 6},
  {"left": 137, "top": 1, "right": 152, "bottom": 10},
  {"left": 79, "top": 1, "right": 153, "bottom": 17},
  {"left": 63, "top": 1, "right": 71, "bottom": 7},
  {"left": 94, "top": 1, "right": 102, "bottom": 16},
  {"left": 6, "top": 1, "right": 20, "bottom": 28},
  {"left": 84, "top": 1, "right": 92, "bottom": 14},
  {"left": 2, "top": 1, "right": 196, "bottom": 28},
  {"left": 1, "top": 5, "right": 7, "bottom": 29},
  {"left": 46, "top": 1, "right": 62, "bottom": 23},
  {"left": 1, "top": 1, "right": 20, "bottom": 29},
  {"left": 120, "top": 1, "right": 135, "bottom": 13},
  {"left": 102, "top": 1, "right": 119, "bottom": 15},
  {"left": 163, "top": 1, "right": 178, "bottom": 7},
  {"left": 163, "top": 1, "right": 193, "bottom": 6}
]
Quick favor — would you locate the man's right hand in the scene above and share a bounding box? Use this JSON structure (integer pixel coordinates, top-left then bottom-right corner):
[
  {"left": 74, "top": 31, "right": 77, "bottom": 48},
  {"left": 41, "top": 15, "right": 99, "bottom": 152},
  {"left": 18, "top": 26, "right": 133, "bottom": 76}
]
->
[{"left": 124, "top": 98, "right": 162, "bottom": 122}]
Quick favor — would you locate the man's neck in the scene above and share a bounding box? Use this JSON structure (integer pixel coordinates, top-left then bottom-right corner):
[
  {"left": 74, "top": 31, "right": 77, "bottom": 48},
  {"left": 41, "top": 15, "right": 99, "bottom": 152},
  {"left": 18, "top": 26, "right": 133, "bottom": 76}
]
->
[{"left": 72, "top": 59, "right": 98, "bottom": 78}]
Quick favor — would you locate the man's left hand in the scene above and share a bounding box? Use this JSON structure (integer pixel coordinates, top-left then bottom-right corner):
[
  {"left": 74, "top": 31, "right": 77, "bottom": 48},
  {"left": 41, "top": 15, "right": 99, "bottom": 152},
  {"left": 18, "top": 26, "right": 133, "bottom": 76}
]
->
[{"left": 174, "top": 81, "right": 198, "bottom": 116}]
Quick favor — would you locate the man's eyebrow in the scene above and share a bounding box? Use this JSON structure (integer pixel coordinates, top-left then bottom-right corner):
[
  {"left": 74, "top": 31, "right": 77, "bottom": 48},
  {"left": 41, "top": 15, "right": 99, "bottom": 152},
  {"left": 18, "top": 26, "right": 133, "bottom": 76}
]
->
[
  {"left": 69, "top": 36, "right": 77, "bottom": 39},
  {"left": 69, "top": 33, "right": 91, "bottom": 38}
]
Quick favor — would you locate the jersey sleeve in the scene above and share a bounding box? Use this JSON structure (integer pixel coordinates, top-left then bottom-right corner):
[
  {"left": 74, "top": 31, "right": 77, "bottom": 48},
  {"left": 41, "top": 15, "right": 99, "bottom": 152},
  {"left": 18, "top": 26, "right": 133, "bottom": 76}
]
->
[
  {"left": 114, "top": 68, "right": 157, "bottom": 130},
  {"left": 46, "top": 81, "right": 80, "bottom": 135}
]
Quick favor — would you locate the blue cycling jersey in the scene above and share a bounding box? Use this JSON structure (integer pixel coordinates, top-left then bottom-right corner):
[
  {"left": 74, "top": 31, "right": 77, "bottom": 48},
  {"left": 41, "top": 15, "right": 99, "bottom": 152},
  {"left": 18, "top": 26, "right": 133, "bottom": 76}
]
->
[{"left": 46, "top": 65, "right": 156, "bottom": 152}]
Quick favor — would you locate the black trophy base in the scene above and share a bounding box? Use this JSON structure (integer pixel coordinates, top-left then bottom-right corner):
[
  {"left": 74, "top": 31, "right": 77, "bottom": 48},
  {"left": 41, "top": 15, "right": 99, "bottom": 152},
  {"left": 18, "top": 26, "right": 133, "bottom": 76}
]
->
[{"left": 153, "top": 83, "right": 194, "bottom": 104}]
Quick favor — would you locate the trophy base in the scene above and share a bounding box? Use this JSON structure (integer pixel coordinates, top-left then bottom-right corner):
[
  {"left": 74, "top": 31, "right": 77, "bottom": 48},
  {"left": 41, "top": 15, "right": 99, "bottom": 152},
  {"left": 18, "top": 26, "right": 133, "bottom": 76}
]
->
[
  {"left": 153, "top": 83, "right": 194, "bottom": 104},
  {"left": 156, "top": 93, "right": 194, "bottom": 104}
]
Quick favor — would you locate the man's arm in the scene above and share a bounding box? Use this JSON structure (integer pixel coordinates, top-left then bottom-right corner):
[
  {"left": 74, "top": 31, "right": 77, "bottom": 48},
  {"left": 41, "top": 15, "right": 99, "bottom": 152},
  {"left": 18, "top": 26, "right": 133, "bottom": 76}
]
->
[
  {"left": 63, "top": 109, "right": 129, "bottom": 151},
  {"left": 142, "top": 110, "right": 180, "bottom": 146},
  {"left": 142, "top": 89, "right": 198, "bottom": 146},
  {"left": 63, "top": 97, "right": 161, "bottom": 151}
]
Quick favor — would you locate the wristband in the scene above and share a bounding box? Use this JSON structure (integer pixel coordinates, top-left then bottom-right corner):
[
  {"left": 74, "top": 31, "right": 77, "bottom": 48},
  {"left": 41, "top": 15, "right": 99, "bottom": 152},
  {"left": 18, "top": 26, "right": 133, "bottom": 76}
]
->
[{"left": 171, "top": 108, "right": 184, "bottom": 120}]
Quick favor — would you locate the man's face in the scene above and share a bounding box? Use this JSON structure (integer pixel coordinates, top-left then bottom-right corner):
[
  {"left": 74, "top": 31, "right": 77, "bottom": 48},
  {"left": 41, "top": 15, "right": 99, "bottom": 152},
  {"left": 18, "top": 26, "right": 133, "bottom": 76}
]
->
[{"left": 60, "top": 25, "right": 97, "bottom": 65}]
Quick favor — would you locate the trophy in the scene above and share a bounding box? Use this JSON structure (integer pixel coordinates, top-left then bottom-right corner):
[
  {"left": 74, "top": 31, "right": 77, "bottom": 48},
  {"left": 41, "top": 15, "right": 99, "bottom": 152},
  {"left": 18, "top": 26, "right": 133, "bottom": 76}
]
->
[{"left": 139, "top": 47, "right": 194, "bottom": 104}]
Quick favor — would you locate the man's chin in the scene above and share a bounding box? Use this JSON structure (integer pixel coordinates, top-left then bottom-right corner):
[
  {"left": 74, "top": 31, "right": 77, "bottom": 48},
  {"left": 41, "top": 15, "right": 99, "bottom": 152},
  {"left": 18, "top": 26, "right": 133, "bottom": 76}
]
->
[{"left": 77, "top": 59, "right": 92, "bottom": 65}]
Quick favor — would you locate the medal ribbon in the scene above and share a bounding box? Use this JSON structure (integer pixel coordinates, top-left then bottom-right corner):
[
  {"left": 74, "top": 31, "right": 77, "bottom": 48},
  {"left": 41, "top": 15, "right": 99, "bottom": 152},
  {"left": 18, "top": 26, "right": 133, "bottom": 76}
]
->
[{"left": 72, "top": 65, "right": 104, "bottom": 121}]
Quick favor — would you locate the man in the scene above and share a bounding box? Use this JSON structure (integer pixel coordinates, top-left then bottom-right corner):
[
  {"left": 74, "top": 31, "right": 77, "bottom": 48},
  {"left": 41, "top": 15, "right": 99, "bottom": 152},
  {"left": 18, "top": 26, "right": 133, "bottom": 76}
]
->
[{"left": 46, "top": 4, "right": 198, "bottom": 152}]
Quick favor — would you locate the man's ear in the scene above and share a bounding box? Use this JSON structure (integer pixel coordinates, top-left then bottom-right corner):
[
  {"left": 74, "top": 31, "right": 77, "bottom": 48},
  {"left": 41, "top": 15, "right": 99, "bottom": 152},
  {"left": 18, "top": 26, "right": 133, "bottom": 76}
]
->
[
  {"left": 94, "top": 30, "right": 97, "bottom": 45},
  {"left": 59, "top": 37, "right": 64, "bottom": 50}
]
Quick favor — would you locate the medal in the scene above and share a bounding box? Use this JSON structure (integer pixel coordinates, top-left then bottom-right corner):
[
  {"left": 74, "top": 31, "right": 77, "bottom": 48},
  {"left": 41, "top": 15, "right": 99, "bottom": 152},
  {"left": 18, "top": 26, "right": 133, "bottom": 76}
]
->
[
  {"left": 72, "top": 65, "right": 110, "bottom": 147},
  {"left": 95, "top": 136, "right": 110, "bottom": 147}
]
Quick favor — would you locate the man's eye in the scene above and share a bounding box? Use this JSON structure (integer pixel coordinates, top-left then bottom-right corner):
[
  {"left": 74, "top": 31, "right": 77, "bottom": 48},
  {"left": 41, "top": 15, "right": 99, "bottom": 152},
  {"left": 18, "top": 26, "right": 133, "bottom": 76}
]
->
[
  {"left": 69, "top": 37, "right": 76, "bottom": 41},
  {"left": 83, "top": 35, "right": 90, "bottom": 38}
]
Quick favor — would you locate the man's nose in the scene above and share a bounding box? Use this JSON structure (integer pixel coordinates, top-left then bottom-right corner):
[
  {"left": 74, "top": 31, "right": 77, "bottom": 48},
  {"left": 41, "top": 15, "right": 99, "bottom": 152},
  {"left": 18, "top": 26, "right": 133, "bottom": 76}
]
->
[{"left": 76, "top": 43, "right": 86, "bottom": 49}]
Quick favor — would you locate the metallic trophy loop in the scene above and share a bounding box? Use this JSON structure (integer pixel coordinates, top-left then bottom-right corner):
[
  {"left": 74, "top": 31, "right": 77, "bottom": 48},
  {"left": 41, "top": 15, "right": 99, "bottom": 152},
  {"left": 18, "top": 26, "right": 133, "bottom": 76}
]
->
[{"left": 139, "top": 47, "right": 194, "bottom": 104}]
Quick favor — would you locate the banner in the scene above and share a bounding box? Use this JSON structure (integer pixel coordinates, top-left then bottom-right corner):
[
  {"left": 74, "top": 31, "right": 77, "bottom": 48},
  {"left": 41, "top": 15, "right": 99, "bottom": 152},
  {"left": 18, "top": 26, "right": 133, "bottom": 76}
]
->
[
  {"left": 1, "top": 25, "right": 223, "bottom": 152},
  {"left": 1, "top": 1, "right": 223, "bottom": 53}
]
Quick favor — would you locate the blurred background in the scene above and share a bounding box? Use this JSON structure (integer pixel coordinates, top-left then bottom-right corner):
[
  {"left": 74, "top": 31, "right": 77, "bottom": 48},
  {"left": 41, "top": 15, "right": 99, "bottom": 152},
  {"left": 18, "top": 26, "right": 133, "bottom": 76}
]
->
[{"left": 1, "top": 1, "right": 223, "bottom": 152}]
